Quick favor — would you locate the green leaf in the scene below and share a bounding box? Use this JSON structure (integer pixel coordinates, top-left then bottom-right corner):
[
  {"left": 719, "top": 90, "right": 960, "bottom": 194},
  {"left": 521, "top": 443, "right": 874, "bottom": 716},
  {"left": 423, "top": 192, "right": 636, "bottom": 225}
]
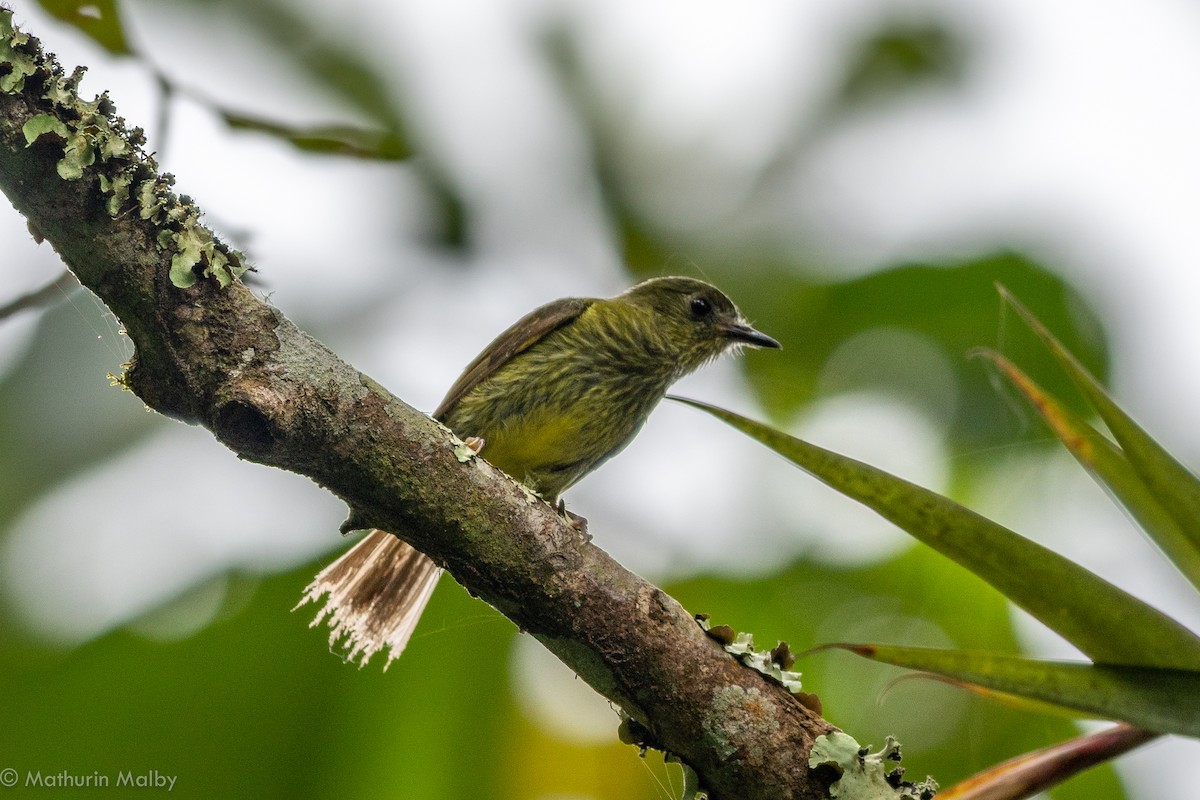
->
[
  {"left": 676, "top": 398, "right": 1200, "bottom": 669},
  {"left": 34, "top": 0, "right": 130, "bottom": 55},
  {"left": 983, "top": 349, "right": 1200, "bottom": 592},
  {"left": 829, "top": 643, "right": 1200, "bottom": 736},
  {"left": 231, "top": 1, "right": 411, "bottom": 146},
  {"left": 656, "top": 255, "right": 1109, "bottom": 454},
  {"left": 1002, "top": 288, "right": 1200, "bottom": 578},
  {"left": 220, "top": 111, "right": 410, "bottom": 160},
  {"left": 834, "top": 19, "right": 968, "bottom": 110},
  {"left": 226, "top": 0, "right": 473, "bottom": 245}
]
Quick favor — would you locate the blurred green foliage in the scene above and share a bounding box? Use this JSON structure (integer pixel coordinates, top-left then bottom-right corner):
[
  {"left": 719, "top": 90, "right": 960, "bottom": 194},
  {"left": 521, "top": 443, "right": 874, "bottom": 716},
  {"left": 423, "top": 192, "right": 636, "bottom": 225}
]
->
[
  {"left": 654, "top": 252, "right": 1108, "bottom": 456},
  {"left": 34, "top": 0, "right": 129, "bottom": 55},
  {"left": 0, "top": 556, "right": 1123, "bottom": 799},
  {"left": 0, "top": 299, "right": 155, "bottom": 535},
  {"left": 832, "top": 17, "right": 969, "bottom": 110}
]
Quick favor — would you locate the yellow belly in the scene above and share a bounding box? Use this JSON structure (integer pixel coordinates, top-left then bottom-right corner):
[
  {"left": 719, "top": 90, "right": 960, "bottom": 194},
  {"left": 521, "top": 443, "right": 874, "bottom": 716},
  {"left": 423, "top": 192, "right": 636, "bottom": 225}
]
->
[{"left": 480, "top": 406, "right": 595, "bottom": 498}]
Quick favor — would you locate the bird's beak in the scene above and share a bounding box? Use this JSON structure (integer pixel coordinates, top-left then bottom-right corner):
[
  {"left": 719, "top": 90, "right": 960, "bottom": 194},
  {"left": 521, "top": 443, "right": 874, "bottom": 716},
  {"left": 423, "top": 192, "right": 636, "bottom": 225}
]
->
[{"left": 720, "top": 319, "right": 782, "bottom": 349}]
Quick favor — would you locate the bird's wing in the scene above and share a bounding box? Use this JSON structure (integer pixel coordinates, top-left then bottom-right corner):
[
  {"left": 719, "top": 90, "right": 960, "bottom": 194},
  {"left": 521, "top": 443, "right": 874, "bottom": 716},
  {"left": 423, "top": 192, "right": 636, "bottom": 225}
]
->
[{"left": 433, "top": 296, "right": 593, "bottom": 422}]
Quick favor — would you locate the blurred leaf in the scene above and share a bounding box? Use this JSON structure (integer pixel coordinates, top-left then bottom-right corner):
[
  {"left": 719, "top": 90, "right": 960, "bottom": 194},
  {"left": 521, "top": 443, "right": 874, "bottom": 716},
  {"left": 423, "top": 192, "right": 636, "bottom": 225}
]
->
[
  {"left": 0, "top": 565, "right": 701, "bottom": 800},
  {"left": 675, "top": 399, "right": 1200, "bottom": 670},
  {"left": 0, "top": 571, "right": 513, "bottom": 799},
  {"left": 983, "top": 349, "right": 1200, "bottom": 592},
  {"left": 35, "top": 0, "right": 129, "bottom": 55},
  {"left": 220, "top": 111, "right": 410, "bottom": 160},
  {"left": 0, "top": 301, "right": 158, "bottom": 531},
  {"left": 834, "top": 18, "right": 968, "bottom": 109},
  {"left": 738, "top": 256, "right": 1106, "bottom": 441},
  {"left": 937, "top": 724, "right": 1158, "bottom": 800},
  {"left": 893, "top": 672, "right": 1095, "bottom": 721},
  {"left": 1002, "top": 288, "right": 1200, "bottom": 576},
  {"left": 227, "top": 0, "right": 466, "bottom": 246},
  {"left": 230, "top": 0, "right": 404, "bottom": 133},
  {"left": 829, "top": 644, "right": 1200, "bottom": 736}
]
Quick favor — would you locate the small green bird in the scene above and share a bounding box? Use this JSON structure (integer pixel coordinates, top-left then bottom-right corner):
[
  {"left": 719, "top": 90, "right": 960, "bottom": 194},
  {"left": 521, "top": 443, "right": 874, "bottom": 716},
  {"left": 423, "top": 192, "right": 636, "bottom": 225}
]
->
[{"left": 301, "top": 276, "right": 780, "bottom": 666}]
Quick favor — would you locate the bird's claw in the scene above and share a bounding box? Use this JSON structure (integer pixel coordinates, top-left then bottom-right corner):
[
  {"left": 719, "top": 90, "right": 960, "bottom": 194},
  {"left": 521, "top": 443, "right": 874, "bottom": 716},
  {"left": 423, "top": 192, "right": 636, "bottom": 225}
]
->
[{"left": 557, "top": 499, "right": 591, "bottom": 543}]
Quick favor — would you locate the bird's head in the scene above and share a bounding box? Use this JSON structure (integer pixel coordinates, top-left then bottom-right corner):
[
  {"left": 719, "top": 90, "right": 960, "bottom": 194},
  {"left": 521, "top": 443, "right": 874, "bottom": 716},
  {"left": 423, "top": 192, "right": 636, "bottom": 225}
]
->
[{"left": 616, "top": 276, "right": 781, "bottom": 373}]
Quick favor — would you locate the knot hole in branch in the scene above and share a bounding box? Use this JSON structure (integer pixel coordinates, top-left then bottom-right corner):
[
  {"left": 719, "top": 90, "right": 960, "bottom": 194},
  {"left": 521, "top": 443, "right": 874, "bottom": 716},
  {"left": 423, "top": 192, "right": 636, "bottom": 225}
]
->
[{"left": 214, "top": 389, "right": 281, "bottom": 457}]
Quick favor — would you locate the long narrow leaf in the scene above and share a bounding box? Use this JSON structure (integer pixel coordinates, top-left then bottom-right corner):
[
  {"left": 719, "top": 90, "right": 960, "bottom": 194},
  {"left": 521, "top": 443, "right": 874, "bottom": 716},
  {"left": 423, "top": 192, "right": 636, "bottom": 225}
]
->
[
  {"left": 937, "top": 723, "right": 1159, "bottom": 800},
  {"left": 1001, "top": 288, "right": 1200, "bottom": 568},
  {"left": 827, "top": 643, "right": 1200, "bottom": 736},
  {"left": 221, "top": 111, "right": 410, "bottom": 160},
  {"left": 885, "top": 672, "right": 1087, "bottom": 720},
  {"left": 676, "top": 398, "right": 1200, "bottom": 669},
  {"left": 982, "top": 350, "right": 1200, "bottom": 590}
]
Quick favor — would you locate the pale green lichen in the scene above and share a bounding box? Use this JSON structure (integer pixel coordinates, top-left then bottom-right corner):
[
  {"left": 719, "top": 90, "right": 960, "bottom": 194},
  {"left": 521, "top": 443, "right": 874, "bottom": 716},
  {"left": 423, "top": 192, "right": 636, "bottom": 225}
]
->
[
  {"left": 697, "top": 616, "right": 803, "bottom": 694},
  {"left": 138, "top": 177, "right": 247, "bottom": 289},
  {"left": 2, "top": 9, "right": 248, "bottom": 290},
  {"left": 138, "top": 177, "right": 246, "bottom": 289},
  {"left": 98, "top": 169, "right": 133, "bottom": 216},
  {"left": 809, "top": 733, "right": 937, "bottom": 800},
  {"left": 21, "top": 113, "right": 69, "bottom": 144},
  {"left": 57, "top": 126, "right": 95, "bottom": 179},
  {"left": 452, "top": 437, "right": 479, "bottom": 463},
  {"left": 169, "top": 224, "right": 211, "bottom": 288},
  {"left": 705, "top": 684, "right": 779, "bottom": 764},
  {"left": 140, "top": 176, "right": 167, "bottom": 221},
  {"left": 0, "top": 15, "right": 35, "bottom": 92},
  {"left": 17, "top": 64, "right": 123, "bottom": 182},
  {"left": 702, "top": 689, "right": 742, "bottom": 761}
]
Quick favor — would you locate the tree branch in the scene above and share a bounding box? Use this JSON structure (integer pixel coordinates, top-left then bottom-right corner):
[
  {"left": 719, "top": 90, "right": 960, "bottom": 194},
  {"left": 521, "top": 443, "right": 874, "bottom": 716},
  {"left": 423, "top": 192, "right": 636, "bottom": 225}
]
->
[{"left": 0, "top": 14, "right": 836, "bottom": 798}]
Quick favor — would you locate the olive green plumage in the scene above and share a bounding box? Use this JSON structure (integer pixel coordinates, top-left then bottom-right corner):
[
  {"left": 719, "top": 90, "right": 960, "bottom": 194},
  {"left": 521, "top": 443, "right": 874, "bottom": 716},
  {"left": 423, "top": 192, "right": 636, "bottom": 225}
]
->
[
  {"left": 302, "top": 275, "right": 779, "bottom": 667},
  {"left": 438, "top": 276, "right": 780, "bottom": 499}
]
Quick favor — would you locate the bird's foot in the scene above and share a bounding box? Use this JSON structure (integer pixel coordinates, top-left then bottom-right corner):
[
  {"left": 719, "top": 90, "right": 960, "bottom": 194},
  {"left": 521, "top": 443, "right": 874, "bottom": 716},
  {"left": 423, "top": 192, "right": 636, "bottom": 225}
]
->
[{"left": 557, "top": 498, "right": 591, "bottom": 543}]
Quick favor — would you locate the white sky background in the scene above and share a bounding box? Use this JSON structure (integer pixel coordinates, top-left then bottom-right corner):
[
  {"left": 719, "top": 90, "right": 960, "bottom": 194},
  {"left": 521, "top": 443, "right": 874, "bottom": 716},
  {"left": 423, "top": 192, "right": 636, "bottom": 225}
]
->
[{"left": 2, "top": 0, "right": 1200, "bottom": 795}]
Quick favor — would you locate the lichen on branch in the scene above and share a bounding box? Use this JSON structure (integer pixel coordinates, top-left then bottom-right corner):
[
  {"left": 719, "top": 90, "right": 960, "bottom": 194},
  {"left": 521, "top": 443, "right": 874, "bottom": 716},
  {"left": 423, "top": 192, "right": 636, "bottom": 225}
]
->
[{"left": 2, "top": 9, "right": 245, "bottom": 289}]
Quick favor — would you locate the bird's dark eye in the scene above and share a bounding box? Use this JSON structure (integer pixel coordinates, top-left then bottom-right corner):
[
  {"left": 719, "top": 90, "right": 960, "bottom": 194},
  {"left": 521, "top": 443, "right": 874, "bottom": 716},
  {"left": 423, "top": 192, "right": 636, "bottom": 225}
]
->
[{"left": 689, "top": 296, "right": 712, "bottom": 319}]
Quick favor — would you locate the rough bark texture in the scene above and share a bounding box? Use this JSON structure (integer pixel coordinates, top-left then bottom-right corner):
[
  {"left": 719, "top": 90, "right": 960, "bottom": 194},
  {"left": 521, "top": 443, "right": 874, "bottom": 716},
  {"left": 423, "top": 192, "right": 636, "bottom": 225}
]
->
[{"left": 0, "top": 15, "right": 836, "bottom": 799}]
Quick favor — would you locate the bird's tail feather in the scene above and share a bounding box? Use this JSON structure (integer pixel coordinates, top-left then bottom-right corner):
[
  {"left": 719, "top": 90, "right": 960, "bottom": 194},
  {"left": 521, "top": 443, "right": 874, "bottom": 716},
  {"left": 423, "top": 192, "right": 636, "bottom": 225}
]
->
[{"left": 296, "top": 530, "right": 441, "bottom": 669}]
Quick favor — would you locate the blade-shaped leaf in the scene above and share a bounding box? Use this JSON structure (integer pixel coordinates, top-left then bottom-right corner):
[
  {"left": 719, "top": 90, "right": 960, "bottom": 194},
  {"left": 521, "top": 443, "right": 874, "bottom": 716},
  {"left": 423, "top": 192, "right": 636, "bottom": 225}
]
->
[
  {"left": 220, "top": 111, "right": 410, "bottom": 160},
  {"left": 937, "top": 723, "right": 1159, "bottom": 800},
  {"left": 885, "top": 671, "right": 1086, "bottom": 720},
  {"left": 828, "top": 643, "right": 1200, "bottom": 736},
  {"left": 675, "top": 398, "right": 1200, "bottom": 669},
  {"left": 1002, "top": 287, "right": 1200, "bottom": 568},
  {"left": 982, "top": 349, "right": 1200, "bottom": 591}
]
